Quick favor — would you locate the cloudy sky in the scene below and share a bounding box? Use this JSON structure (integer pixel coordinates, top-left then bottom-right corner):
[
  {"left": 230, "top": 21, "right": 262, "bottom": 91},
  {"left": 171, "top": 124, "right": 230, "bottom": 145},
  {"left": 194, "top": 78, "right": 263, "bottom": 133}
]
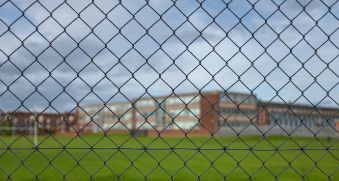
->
[{"left": 0, "top": 0, "right": 338, "bottom": 113}]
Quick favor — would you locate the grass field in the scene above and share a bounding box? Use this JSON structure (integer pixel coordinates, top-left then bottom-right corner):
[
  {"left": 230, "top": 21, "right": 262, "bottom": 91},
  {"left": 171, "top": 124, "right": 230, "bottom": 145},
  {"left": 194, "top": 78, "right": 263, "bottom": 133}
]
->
[{"left": 0, "top": 134, "right": 337, "bottom": 180}]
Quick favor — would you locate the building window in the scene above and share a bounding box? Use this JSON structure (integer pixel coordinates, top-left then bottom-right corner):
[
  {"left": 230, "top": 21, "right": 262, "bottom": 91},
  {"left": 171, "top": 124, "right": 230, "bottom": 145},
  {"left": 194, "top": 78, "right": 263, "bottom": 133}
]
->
[{"left": 136, "top": 100, "right": 154, "bottom": 107}]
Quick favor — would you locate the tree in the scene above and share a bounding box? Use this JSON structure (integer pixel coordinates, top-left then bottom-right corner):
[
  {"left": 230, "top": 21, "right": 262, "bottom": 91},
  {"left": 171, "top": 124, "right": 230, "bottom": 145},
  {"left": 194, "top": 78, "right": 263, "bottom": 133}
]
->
[{"left": 0, "top": 116, "right": 13, "bottom": 136}]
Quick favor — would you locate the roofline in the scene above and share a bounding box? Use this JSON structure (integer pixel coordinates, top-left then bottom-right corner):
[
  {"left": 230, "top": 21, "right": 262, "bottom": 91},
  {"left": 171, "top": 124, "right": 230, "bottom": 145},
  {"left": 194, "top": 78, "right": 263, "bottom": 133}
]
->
[
  {"left": 131, "top": 90, "right": 254, "bottom": 101},
  {"left": 260, "top": 102, "right": 338, "bottom": 112},
  {"left": 80, "top": 90, "right": 254, "bottom": 107}
]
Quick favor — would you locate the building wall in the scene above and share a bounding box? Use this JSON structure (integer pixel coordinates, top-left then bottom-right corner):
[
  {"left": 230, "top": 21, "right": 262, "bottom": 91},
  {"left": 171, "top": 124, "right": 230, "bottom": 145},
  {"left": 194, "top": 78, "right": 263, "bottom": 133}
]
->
[
  {"left": 133, "top": 97, "right": 158, "bottom": 130},
  {"left": 199, "top": 92, "right": 220, "bottom": 133},
  {"left": 0, "top": 112, "right": 76, "bottom": 135},
  {"left": 77, "top": 102, "right": 133, "bottom": 133},
  {"left": 218, "top": 93, "right": 257, "bottom": 128},
  {"left": 133, "top": 94, "right": 201, "bottom": 132},
  {"left": 75, "top": 91, "right": 338, "bottom": 136},
  {"left": 164, "top": 94, "right": 200, "bottom": 131},
  {"left": 257, "top": 103, "right": 338, "bottom": 132}
]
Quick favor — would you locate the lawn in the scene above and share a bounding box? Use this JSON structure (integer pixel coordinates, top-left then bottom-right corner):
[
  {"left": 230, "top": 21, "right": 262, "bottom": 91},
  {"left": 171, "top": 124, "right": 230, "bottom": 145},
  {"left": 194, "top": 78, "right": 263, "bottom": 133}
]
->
[{"left": 0, "top": 134, "right": 337, "bottom": 180}]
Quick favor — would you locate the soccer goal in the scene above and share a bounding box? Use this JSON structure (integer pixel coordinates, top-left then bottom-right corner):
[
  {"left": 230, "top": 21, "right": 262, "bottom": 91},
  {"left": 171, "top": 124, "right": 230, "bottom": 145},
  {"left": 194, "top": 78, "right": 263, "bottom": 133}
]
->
[{"left": 0, "top": 115, "right": 40, "bottom": 146}]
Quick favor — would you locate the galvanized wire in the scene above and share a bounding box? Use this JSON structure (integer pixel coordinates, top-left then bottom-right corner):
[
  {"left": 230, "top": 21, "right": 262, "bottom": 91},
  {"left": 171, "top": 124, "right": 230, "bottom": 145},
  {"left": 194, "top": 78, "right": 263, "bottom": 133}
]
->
[{"left": 0, "top": 0, "right": 338, "bottom": 180}]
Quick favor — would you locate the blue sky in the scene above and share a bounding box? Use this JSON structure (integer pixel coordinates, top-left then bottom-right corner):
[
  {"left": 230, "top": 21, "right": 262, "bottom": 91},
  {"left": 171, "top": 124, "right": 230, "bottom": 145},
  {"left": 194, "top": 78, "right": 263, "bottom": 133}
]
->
[{"left": 0, "top": 0, "right": 338, "bottom": 113}]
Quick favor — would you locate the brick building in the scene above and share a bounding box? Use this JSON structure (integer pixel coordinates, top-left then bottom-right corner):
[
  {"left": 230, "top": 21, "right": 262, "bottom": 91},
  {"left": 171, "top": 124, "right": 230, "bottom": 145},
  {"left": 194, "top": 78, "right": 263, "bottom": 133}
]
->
[
  {"left": 77, "top": 91, "right": 259, "bottom": 136},
  {"left": 0, "top": 112, "right": 77, "bottom": 135},
  {"left": 77, "top": 102, "right": 133, "bottom": 134},
  {"left": 257, "top": 103, "right": 338, "bottom": 131},
  {"left": 77, "top": 90, "right": 338, "bottom": 136}
]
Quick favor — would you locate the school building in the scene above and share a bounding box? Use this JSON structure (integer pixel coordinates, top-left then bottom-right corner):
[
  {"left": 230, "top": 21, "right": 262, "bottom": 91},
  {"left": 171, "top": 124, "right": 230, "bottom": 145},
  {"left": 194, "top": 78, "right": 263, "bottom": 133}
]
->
[
  {"left": 2, "top": 91, "right": 337, "bottom": 136},
  {"left": 77, "top": 91, "right": 338, "bottom": 136}
]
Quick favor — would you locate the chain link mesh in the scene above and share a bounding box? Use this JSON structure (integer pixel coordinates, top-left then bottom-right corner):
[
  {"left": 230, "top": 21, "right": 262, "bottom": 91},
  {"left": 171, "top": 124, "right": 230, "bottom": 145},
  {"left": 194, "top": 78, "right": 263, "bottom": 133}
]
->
[{"left": 0, "top": 0, "right": 338, "bottom": 180}]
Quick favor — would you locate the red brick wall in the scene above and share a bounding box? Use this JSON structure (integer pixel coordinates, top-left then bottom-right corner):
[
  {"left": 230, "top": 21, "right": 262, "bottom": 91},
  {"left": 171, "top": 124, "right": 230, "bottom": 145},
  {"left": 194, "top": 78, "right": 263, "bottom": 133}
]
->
[
  {"left": 257, "top": 109, "right": 270, "bottom": 126},
  {"left": 200, "top": 92, "right": 220, "bottom": 134}
]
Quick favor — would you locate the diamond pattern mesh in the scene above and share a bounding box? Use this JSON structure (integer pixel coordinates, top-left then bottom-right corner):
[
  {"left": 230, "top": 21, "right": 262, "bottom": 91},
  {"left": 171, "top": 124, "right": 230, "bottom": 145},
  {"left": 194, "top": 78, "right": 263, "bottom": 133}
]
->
[{"left": 0, "top": 0, "right": 338, "bottom": 180}]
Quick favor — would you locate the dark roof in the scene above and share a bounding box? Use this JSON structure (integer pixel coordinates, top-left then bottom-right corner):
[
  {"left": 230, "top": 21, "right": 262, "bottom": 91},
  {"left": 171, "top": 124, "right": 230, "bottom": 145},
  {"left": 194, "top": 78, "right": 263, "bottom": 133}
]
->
[{"left": 259, "top": 102, "right": 338, "bottom": 112}]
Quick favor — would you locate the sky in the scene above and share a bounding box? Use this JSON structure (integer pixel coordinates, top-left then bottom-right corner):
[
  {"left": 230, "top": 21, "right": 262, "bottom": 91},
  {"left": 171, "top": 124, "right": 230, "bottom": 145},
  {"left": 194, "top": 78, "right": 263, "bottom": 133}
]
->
[{"left": 0, "top": 0, "right": 338, "bottom": 113}]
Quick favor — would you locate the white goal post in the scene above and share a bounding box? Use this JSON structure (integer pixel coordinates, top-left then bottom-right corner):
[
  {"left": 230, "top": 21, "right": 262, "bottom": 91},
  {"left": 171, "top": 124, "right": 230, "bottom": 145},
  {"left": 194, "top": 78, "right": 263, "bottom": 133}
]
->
[{"left": 0, "top": 116, "right": 43, "bottom": 146}]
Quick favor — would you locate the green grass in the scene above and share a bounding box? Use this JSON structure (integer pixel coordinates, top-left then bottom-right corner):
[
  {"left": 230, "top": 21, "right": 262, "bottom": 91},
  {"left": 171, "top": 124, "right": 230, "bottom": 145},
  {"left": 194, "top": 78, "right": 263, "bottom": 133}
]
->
[{"left": 0, "top": 134, "right": 338, "bottom": 180}]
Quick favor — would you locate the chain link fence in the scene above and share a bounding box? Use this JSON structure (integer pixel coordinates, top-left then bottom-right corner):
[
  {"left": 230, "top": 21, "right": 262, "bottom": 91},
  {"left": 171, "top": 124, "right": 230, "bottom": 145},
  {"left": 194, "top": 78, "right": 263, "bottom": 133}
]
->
[{"left": 0, "top": 0, "right": 338, "bottom": 180}]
